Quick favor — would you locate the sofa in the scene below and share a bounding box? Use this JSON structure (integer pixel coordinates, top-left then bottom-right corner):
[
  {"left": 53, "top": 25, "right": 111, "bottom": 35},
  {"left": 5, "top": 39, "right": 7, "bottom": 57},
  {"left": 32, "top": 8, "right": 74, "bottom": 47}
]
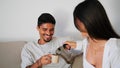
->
[
  {"left": 0, "top": 41, "right": 26, "bottom": 68},
  {"left": 0, "top": 41, "right": 83, "bottom": 68}
]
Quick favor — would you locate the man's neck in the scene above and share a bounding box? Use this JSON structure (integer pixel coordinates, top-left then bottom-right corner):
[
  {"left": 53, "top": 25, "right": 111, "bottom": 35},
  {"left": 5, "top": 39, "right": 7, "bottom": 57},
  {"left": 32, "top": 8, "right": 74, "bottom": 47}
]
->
[{"left": 38, "top": 39, "right": 46, "bottom": 45}]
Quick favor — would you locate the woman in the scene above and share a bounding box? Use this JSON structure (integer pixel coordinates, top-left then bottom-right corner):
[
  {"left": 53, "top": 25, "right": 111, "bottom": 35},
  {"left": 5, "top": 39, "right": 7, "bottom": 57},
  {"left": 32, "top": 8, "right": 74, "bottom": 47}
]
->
[{"left": 65, "top": 0, "right": 120, "bottom": 68}]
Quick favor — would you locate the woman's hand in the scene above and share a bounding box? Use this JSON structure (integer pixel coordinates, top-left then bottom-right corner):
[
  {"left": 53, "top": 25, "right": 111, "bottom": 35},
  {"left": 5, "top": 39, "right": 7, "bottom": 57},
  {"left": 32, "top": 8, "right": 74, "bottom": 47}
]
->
[{"left": 64, "top": 41, "right": 77, "bottom": 49}]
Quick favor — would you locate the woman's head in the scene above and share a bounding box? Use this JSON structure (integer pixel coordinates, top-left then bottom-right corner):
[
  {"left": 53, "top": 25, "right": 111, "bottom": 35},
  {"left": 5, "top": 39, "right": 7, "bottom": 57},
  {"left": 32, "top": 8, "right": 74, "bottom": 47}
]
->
[{"left": 73, "top": 0, "right": 120, "bottom": 40}]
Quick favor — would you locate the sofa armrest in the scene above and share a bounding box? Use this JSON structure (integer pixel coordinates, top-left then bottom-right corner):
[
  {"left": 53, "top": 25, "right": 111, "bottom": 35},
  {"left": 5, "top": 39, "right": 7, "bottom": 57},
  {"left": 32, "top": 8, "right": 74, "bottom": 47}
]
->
[{"left": 0, "top": 41, "right": 26, "bottom": 68}]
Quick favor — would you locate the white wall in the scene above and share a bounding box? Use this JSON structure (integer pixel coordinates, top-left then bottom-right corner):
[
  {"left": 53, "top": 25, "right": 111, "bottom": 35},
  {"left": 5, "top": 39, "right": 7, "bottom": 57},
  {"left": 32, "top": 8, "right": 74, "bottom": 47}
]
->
[{"left": 0, "top": 0, "right": 120, "bottom": 42}]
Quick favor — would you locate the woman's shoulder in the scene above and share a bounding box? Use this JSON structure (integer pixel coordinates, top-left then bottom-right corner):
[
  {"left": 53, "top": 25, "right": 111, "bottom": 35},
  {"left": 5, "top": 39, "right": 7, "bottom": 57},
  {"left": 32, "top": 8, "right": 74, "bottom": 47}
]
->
[
  {"left": 108, "top": 38, "right": 120, "bottom": 67},
  {"left": 116, "top": 38, "right": 120, "bottom": 47},
  {"left": 115, "top": 38, "right": 120, "bottom": 52},
  {"left": 108, "top": 38, "right": 120, "bottom": 54},
  {"left": 109, "top": 38, "right": 120, "bottom": 48}
]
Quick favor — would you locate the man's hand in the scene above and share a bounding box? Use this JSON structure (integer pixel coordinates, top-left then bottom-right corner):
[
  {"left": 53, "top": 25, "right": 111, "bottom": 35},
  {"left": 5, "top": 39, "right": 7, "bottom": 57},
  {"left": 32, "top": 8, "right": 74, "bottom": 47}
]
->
[
  {"left": 26, "top": 54, "right": 52, "bottom": 68},
  {"left": 38, "top": 54, "right": 52, "bottom": 66}
]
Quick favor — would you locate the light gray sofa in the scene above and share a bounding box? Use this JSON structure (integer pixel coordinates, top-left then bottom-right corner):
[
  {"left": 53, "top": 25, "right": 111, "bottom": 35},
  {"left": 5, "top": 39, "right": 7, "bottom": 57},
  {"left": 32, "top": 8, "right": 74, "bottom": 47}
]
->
[
  {"left": 0, "top": 41, "right": 26, "bottom": 68},
  {"left": 0, "top": 41, "right": 83, "bottom": 68}
]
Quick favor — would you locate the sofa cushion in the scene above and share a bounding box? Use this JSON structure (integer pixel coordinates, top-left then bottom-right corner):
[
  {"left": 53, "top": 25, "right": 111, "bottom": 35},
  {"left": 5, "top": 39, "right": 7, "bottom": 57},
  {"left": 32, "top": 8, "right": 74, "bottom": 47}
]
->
[
  {"left": 0, "top": 41, "right": 26, "bottom": 68},
  {"left": 71, "top": 53, "right": 83, "bottom": 68}
]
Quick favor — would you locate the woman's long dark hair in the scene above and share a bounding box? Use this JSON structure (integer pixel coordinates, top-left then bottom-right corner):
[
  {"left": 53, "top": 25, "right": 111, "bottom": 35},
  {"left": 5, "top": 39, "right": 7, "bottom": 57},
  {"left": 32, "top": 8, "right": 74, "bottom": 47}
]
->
[{"left": 73, "top": 0, "right": 120, "bottom": 40}]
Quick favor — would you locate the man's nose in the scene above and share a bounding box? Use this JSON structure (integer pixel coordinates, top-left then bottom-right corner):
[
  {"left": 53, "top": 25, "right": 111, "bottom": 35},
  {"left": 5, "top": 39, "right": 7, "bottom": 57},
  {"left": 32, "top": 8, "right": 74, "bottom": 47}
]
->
[{"left": 46, "top": 30, "right": 51, "bottom": 35}]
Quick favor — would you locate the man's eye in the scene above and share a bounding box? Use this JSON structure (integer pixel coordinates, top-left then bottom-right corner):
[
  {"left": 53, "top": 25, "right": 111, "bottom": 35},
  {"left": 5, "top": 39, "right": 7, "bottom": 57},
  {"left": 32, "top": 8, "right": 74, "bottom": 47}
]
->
[
  {"left": 50, "top": 29, "right": 54, "bottom": 31},
  {"left": 43, "top": 28, "right": 47, "bottom": 31}
]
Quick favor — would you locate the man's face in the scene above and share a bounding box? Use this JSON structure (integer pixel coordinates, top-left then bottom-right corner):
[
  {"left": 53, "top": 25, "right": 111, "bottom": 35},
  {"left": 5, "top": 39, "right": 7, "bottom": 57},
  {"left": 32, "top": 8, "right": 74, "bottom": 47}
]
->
[{"left": 37, "top": 23, "right": 55, "bottom": 43}]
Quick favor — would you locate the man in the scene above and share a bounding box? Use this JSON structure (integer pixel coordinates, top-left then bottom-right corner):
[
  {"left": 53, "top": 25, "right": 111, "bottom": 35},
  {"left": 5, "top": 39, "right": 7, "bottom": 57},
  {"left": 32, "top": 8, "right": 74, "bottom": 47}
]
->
[{"left": 21, "top": 13, "right": 72, "bottom": 68}]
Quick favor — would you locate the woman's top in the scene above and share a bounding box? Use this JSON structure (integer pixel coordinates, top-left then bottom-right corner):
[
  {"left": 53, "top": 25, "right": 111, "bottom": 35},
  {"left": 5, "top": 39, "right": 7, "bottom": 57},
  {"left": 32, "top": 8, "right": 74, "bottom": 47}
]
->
[{"left": 75, "top": 38, "right": 120, "bottom": 68}]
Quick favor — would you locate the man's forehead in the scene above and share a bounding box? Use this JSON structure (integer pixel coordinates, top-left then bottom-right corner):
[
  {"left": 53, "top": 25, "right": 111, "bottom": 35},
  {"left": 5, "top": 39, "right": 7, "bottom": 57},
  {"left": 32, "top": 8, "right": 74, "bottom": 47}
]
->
[{"left": 40, "top": 23, "right": 55, "bottom": 28}]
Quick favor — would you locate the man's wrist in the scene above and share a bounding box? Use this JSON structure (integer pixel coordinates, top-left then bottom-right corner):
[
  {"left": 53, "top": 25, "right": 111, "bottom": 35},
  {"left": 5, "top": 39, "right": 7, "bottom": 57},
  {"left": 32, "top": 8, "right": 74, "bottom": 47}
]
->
[
  {"left": 36, "top": 59, "right": 42, "bottom": 68},
  {"left": 26, "top": 60, "right": 42, "bottom": 68}
]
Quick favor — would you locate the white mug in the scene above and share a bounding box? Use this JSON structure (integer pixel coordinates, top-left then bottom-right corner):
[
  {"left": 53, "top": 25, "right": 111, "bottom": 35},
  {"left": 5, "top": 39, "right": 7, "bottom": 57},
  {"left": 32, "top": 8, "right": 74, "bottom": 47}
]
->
[{"left": 51, "top": 54, "right": 59, "bottom": 63}]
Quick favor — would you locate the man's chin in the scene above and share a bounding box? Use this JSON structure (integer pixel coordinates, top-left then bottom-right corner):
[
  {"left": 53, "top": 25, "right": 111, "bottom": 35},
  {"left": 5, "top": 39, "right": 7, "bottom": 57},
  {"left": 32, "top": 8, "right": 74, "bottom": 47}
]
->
[{"left": 44, "top": 38, "right": 52, "bottom": 42}]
